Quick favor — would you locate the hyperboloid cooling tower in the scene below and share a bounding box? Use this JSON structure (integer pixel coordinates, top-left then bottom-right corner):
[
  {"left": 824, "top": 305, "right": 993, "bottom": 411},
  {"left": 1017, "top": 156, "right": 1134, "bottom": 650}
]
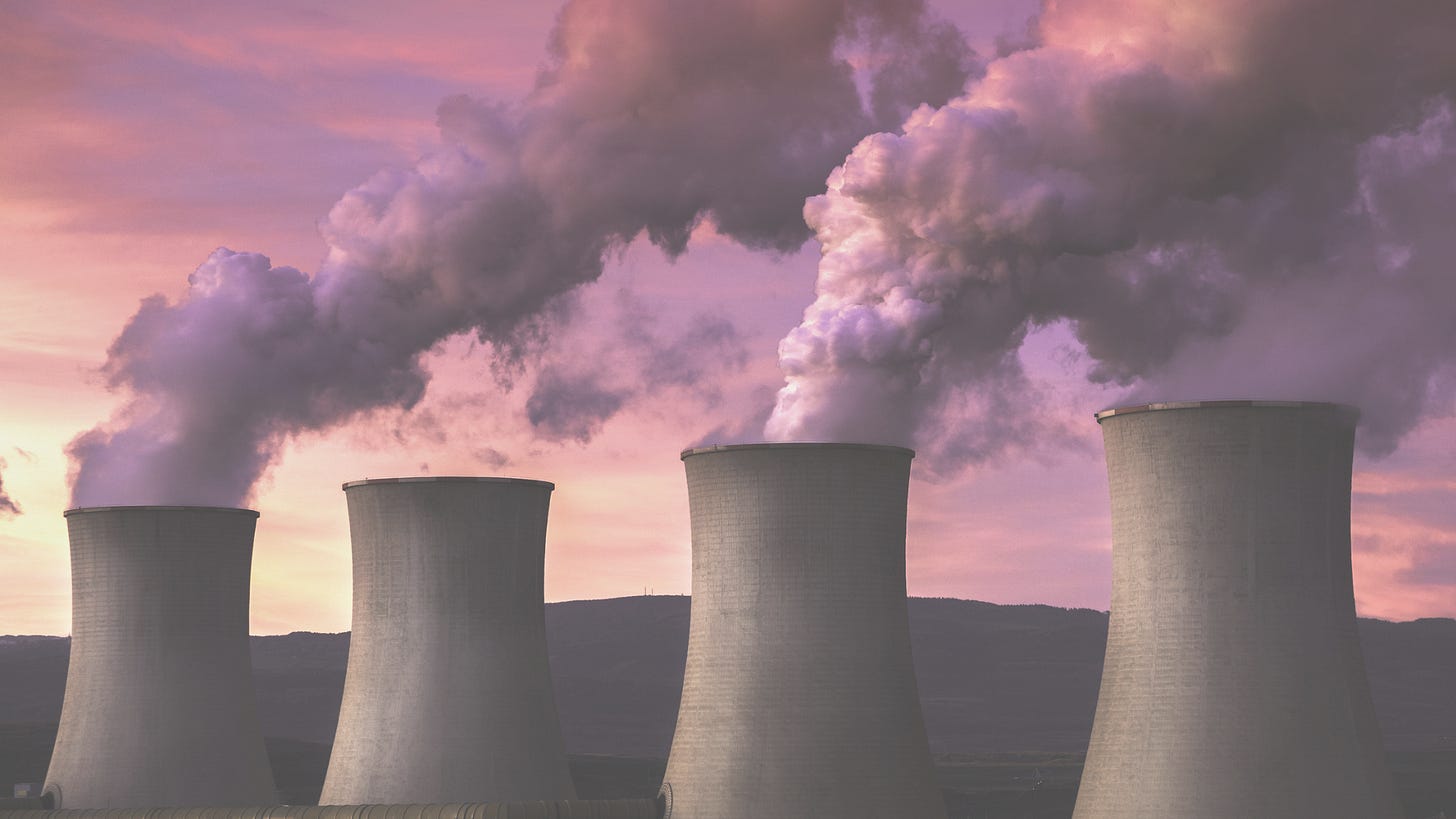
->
[
  {"left": 321, "top": 477, "right": 576, "bottom": 805},
  {"left": 659, "top": 443, "right": 945, "bottom": 819},
  {"left": 45, "top": 506, "right": 277, "bottom": 809},
  {"left": 1073, "top": 401, "right": 1400, "bottom": 819}
]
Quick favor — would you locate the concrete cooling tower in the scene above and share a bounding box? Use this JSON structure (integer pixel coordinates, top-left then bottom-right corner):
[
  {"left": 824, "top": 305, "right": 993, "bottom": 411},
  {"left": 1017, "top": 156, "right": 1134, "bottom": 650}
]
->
[
  {"left": 1073, "top": 401, "right": 1400, "bottom": 819},
  {"left": 45, "top": 506, "right": 277, "bottom": 809},
  {"left": 320, "top": 477, "right": 576, "bottom": 805},
  {"left": 659, "top": 443, "right": 945, "bottom": 819}
]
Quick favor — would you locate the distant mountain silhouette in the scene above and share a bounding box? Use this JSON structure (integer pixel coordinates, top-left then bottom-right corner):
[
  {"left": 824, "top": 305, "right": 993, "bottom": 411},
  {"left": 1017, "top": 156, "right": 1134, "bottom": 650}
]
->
[{"left": 2, "top": 597, "right": 1454, "bottom": 758}]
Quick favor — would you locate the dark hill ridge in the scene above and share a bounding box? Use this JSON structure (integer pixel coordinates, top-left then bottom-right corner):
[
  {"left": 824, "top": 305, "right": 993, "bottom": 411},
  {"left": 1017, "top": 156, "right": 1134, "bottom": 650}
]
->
[{"left": 3, "top": 597, "right": 1455, "bottom": 757}]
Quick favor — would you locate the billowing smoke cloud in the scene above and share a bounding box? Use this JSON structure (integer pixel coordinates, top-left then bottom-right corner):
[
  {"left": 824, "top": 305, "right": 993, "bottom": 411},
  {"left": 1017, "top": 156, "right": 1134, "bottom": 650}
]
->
[
  {"left": 0, "top": 456, "right": 20, "bottom": 517},
  {"left": 767, "top": 0, "right": 1456, "bottom": 468},
  {"left": 69, "top": 0, "right": 976, "bottom": 507}
]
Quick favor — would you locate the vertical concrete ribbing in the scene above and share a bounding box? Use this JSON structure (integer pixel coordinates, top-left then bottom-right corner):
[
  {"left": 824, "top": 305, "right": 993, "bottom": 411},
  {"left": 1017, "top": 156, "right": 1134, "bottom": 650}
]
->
[
  {"left": 1073, "top": 402, "right": 1400, "bottom": 818},
  {"left": 660, "top": 443, "right": 946, "bottom": 819},
  {"left": 320, "top": 477, "right": 575, "bottom": 805},
  {"left": 45, "top": 506, "right": 277, "bottom": 809}
]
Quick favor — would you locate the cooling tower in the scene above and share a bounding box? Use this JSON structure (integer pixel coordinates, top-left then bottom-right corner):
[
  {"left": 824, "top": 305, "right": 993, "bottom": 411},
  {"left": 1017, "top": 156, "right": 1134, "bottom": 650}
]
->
[
  {"left": 45, "top": 506, "right": 277, "bottom": 809},
  {"left": 1073, "top": 401, "right": 1400, "bottom": 819},
  {"left": 659, "top": 443, "right": 945, "bottom": 819},
  {"left": 320, "top": 477, "right": 576, "bottom": 805}
]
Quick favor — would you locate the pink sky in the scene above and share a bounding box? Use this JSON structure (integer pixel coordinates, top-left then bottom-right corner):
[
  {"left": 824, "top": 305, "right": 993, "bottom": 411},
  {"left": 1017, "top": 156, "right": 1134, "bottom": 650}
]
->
[{"left": 1, "top": 0, "right": 1453, "bottom": 635}]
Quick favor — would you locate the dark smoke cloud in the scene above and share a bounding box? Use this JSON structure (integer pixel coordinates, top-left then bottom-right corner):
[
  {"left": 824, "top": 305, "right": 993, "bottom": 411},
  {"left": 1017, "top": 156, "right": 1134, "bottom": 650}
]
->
[
  {"left": 526, "top": 372, "right": 628, "bottom": 445},
  {"left": 69, "top": 0, "right": 976, "bottom": 507},
  {"left": 767, "top": 0, "right": 1456, "bottom": 470},
  {"left": 0, "top": 457, "right": 20, "bottom": 517}
]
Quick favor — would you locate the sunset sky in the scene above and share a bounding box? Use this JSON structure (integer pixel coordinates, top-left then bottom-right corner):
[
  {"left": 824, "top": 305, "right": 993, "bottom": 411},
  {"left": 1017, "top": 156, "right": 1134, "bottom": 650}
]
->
[{"left": 2, "top": 0, "right": 1453, "bottom": 636}]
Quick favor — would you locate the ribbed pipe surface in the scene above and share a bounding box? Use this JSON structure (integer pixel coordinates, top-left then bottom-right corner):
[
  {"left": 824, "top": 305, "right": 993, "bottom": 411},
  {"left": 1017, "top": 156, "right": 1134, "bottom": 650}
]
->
[
  {"left": 321, "top": 478, "right": 575, "bottom": 805},
  {"left": 660, "top": 444, "right": 946, "bottom": 819},
  {"left": 1073, "top": 402, "right": 1400, "bottom": 818},
  {"left": 0, "top": 798, "right": 660, "bottom": 819},
  {"left": 45, "top": 506, "right": 276, "bottom": 809}
]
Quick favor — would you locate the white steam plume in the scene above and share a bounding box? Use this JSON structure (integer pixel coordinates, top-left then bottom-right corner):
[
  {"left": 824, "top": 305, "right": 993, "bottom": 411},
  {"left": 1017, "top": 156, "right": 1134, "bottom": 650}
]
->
[{"left": 766, "top": 0, "right": 1456, "bottom": 470}]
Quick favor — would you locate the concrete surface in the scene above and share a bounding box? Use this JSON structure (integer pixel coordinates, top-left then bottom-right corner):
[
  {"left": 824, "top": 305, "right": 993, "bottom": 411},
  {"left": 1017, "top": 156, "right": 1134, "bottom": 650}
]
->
[
  {"left": 45, "top": 506, "right": 277, "bottom": 808},
  {"left": 660, "top": 443, "right": 946, "bottom": 819},
  {"left": 1073, "top": 402, "right": 1400, "bottom": 818},
  {"left": 321, "top": 477, "right": 576, "bottom": 805}
]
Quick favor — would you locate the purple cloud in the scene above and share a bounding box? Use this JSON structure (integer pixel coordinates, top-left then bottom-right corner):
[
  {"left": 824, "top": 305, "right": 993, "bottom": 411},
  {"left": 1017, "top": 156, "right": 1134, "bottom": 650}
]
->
[{"left": 68, "top": 0, "right": 977, "bottom": 507}]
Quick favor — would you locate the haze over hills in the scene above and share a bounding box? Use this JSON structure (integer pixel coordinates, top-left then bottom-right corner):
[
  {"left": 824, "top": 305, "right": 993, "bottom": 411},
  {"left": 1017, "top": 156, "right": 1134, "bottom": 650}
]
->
[
  {"left": 4, "top": 596, "right": 1456, "bottom": 815},
  {"left": 3, "top": 596, "right": 1454, "bottom": 757}
]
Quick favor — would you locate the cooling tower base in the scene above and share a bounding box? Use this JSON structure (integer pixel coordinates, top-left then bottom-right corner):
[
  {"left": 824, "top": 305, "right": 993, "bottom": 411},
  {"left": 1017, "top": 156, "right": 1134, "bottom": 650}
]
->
[
  {"left": 1073, "top": 402, "right": 1400, "bottom": 819},
  {"left": 661, "top": 443, "right": 946, "bottom": 819},
  {"left": 45, "top": 506, "right": 277, "bottom": 809},
  {"left": 321, "top": 477, "right": 576, "bottom": 806}
]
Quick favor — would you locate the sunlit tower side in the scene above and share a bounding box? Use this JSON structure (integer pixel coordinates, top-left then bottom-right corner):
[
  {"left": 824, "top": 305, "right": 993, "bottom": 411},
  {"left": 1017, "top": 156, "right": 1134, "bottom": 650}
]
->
[
  {"left": 659, "top": 443, "right": 946, "bottom": 819},
  {"left": 1073, "top": 401, "right": 1400, "bottom": 819},
  {"left": 45, "top": 506, "right": 277, "bottom": 809},
  {"left": 321, "top": 477, "right": 576, "bottom": 805}
]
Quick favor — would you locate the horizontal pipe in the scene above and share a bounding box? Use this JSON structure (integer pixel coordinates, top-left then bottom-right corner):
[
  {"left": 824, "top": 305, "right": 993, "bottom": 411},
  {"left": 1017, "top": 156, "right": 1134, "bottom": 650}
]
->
[
  {"left": 0, "top": 796, "right": 55, "bottom": 811},
  {"left": 0, "top": 798, "right": 660, "bottom": 819}
]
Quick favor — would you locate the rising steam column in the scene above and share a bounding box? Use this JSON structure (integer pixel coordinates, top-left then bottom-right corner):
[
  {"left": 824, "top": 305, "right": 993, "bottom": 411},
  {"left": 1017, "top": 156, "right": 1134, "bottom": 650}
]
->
[
  {"left": 45, "top": 506, "right": 277, "bottom": 809},
  {"left": 660, "top": 443, "right": 946, "bottom": 819},
  {"left": 1073, "top": 401, "right": 1400, "bottom": 819},
  {"left": 321, "top": 477, "right": 576, "bottom": 805}
]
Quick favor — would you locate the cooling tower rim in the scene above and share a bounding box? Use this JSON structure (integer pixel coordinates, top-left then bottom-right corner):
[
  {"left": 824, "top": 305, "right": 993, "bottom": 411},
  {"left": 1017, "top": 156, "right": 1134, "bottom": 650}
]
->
[
  {"left": 680, "top": 441, "right": 915, "bottom": 460},
  {"left": 1095, "top": 399, "right": 1360, "bottom": 423},
  {"left": 341, "top": 475, "right": 555, "bottom": 491},
  {"left": 63, "top": 505, "right": 259, "bottom": 518}
]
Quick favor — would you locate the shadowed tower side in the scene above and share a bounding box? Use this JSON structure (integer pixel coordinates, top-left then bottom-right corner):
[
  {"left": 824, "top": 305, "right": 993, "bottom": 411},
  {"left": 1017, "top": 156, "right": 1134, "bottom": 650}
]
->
[
  {"left": 660, "top": 443, "right": 946, "bottom": 819},
  {"left": 320, "top": 477, "right": 575, "bottom": 805},
  {"left": 1073, "top": 401, "right": 1400, "bottom": 819},
  {"left": 45, "top": 506, "right": 277, "bottom": 809}
]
